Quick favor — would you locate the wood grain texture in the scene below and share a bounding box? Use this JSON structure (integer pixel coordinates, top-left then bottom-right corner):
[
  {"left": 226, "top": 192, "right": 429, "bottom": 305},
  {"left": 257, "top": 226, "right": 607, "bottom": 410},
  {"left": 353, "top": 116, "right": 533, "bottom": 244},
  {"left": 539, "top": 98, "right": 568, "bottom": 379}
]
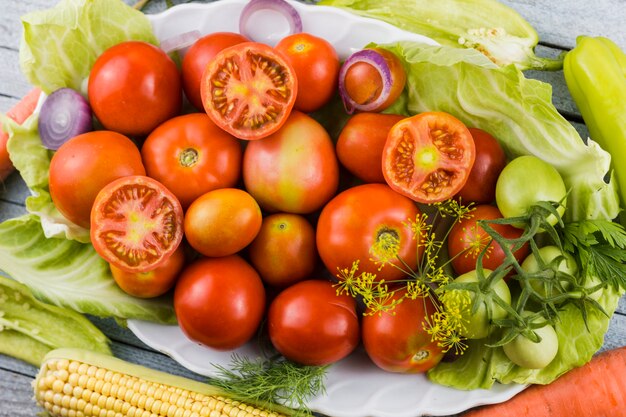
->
[{"left": 0, "top": 1, "right": 625, "bottom": 417}]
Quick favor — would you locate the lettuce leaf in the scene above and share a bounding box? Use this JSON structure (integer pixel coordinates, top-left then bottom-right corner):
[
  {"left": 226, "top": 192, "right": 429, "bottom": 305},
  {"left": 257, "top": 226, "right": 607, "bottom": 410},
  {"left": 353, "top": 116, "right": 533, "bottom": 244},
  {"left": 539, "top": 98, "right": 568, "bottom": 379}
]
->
[
  {"left": 19, "top": 0, "right": 158, "bottom": 94},
  {"left": 0, "top": 112, "right": 90, "bottom": 243},
  {"left": 429, "top": 286, "right": 622, "bottom": 389},
  {"left": 0, "top": 214, "right": 176, "bottom": 324},
  {"left": 381, "top": 42, "right": 620, "bottom": 222},
  {"left": 318, "top": 0, "right": 563, "bottom": 70}
]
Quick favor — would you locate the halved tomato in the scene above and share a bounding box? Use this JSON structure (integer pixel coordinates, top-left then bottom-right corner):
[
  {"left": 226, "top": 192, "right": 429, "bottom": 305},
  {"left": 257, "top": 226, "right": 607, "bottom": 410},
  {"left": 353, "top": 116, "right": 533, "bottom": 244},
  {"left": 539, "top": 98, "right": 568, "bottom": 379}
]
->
[
  {"left": 200, "top": 42, "right": 297, "bottom": 140},
  {"left": 90, "top": 175, "right": 184, "bottom": 273},
  {"left": 382, "top": 112, "right": 475, "bottom": 203}
]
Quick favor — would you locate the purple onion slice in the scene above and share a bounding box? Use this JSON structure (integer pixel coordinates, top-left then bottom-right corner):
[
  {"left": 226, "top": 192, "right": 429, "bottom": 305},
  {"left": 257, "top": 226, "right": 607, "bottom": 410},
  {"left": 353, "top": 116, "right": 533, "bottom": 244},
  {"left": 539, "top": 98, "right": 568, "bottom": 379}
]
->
[
  {"left": 160, "top": 30, "right": 202, "bottom": 54},
  {"left": 338, "top": 49, "right": 394, "bottom": 114},
  {"left": 38, "top": 88, "right": 93, "bottom": 150},
  {"left": 239, "top": 0, "right": 303, "bottom": 40}
]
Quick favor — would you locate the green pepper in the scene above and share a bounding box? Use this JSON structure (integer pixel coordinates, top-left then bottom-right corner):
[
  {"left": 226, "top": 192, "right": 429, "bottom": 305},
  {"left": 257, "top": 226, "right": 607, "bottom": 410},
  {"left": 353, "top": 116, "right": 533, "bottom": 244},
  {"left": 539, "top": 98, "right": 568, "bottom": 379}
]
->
[
  {"left": 317, "top": 0, "right": 563, "bottom": 70},
  {"left": 0, "top": 274, "right": 111, "bottom": 365},
  {"left": 564, "top": 37, "right": 626, "bottom": 222}
]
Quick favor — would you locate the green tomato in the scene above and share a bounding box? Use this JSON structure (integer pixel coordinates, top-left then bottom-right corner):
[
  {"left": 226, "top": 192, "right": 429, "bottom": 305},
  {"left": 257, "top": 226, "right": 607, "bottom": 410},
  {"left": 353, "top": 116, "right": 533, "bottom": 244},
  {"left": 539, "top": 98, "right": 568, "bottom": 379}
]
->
[
  {"left": 503, "top": 313, "right": 559, "bottom": 369},
  {"left": 495, "top": 155, "right": 567, "bottom": 227},
  {"left": 521, "top": 245, "right": 578, "bottom": 298},
  {"left": 446, "top": 269, "right": 511, "bottom": 339}
]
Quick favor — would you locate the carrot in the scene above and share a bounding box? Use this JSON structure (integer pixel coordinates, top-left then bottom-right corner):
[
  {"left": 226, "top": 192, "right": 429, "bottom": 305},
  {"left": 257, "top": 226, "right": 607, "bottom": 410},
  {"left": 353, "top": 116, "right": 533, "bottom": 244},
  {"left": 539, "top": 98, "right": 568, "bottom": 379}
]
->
[
  {"left": 463, "top": 346, "right": 626, "bottom": 417},
  {"left": 0, "top": 87, "right": 42, "bottom": 181}
]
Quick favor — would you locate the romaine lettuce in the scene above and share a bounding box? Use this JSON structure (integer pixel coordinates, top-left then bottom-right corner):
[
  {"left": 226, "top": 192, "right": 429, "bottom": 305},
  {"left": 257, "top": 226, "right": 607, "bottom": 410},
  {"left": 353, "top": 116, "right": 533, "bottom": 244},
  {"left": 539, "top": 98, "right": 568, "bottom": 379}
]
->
[
  {"left": 381, "top": 41, "right": 620, "bottom": 222},
  {"left": 0, "top": 214, "right": 176, "bottom": 324}
]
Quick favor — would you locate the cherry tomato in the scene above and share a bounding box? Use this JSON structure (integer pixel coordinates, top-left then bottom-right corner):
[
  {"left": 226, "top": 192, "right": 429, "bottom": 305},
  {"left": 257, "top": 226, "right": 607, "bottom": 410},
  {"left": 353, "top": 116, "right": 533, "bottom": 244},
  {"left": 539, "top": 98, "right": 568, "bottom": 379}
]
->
[
  {"left": 109, "top": 246, "right": 185, "bottom": 298},
  {"left": 181, "top": 32, "right": 249, "bottom": 111},
  {"left": 248, "top": 213, "right": 317, "bottom": 287},
  {"left": 201, "top": 42, "right": 297, "bottom": 140},
  {"left": 455, "top": 128, "right": 507, "bottom": 204},
  {"left": 275, "top": 32, "right": 340, "bottom": 113},
  {"left": 243, "top": 111, "right": 339, "bottom": 214},
  {"left": 316, "top": 183, "right": 421, "bottom": 282},
  {"left": 445, "top": 269, "right": 511, "bottom": 339},
  {"left": 88, "top": 41, "right": 182, "bottom": 137},
  {"left": 90, "top": 175, "right": 184, "bottom": 273},
  {"left": 174, "top": 255, "right": 266, "bottom": 350},
  {"left": 502, "top": 312, "right": 559, "bottom": 369},
  {"left": 141, "top": 113, "right": 242, "bottom": 208},
  {"left": 382, "top": 112, "right": 476, "bottom": 203},
  {"left": 362, "top": 290, "right": 445, "bottom": 373},
  {"left": 184, "top": 188, "right": 262, "bottom": 258},
  {"left": 520, "top": 245, "right": 578, "bottom": 298},
  {"left": 267, "top": 279, "right": 360, "bottom": 366},
  {"left": 336, "top": 113, "right": 405, "bottom": 183},
  {"left": 447, "top": 205, "right": 530, "bottom": 276},
  {"left": 49, "top": 131, "right": 146, "bottom": 229},
  {"left": 495, "top": 155, "right": 567, "bottom": 227},
  {"left": 342, "top": 48, "right": 406, "bottom": 113}
]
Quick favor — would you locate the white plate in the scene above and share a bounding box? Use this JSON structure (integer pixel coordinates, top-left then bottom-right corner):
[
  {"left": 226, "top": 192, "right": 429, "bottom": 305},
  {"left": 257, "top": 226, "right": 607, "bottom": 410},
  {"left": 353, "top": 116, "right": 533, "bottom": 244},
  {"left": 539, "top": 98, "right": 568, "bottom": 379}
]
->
[{"left": 129, "top": 1, "right": 526, "bottom": 416}]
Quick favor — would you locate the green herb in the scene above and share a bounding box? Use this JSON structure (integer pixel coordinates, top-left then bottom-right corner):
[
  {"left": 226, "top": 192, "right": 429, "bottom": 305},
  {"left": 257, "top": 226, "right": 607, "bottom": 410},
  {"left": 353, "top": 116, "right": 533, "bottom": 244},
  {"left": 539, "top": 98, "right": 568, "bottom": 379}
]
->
[
  {"left": 208, "top": 354, "right": 328, "bottom": 416},
  {"left": 561, "top": 219, "right": 626, "bottom": 291}
]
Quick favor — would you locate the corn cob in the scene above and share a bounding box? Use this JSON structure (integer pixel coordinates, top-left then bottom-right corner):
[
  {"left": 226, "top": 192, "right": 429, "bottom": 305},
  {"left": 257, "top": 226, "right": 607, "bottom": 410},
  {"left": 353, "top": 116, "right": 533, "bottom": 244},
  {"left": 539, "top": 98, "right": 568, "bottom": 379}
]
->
[{"left": 33, "top": 348, "right": 294, "bottom": 417}]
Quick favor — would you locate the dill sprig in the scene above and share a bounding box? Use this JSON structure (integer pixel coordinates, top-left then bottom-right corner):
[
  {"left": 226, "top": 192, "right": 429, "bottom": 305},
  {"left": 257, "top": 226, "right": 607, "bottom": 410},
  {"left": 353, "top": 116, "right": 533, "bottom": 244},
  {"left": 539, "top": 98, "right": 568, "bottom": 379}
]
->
[{"left": 208, "top": 354, "right": 328, "bottom": 416}]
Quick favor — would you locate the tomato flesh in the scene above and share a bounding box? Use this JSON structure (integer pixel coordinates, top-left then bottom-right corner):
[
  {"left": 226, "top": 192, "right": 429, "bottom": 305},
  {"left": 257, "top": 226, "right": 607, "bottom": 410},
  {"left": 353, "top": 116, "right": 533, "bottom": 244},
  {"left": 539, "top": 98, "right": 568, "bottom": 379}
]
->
[
  {"left": 201, "top": 42, "right": 297, "bottom": 140},
  {"left": 383, "top": 112, "right": 475, "bottom": 203},
  {"left": 91, "top": 176, "right": 184, "bottom": 273}
]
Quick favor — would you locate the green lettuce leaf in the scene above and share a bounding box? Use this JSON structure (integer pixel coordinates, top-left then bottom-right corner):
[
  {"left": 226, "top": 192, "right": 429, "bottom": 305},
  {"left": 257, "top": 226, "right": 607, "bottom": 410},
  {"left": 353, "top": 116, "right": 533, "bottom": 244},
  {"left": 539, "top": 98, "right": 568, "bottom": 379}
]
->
[
  {"left": 0, "top": 214, "right": 176, "bottom": 324},
  {"left": 381, "top": 42, "right": 620, "bottom": 222},
  {"left": 19, "top": 0, "right": 158, "bottom": 94},
  {"left": 429, "top": 286, "right": 622, "bottom": 389},
  {"left": 318, "top": 0, "right": 563, "bottom": 70},
  {"left": 0, "top": 112, "right": 90, "bottom": 243}
]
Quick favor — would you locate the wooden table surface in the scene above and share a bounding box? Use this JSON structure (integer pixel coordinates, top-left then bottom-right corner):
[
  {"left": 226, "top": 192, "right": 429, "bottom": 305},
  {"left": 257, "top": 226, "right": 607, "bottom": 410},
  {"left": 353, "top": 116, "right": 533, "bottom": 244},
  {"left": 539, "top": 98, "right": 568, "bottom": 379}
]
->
[{"left": 1, "top": 1, "right": 625, "bottom": 416}]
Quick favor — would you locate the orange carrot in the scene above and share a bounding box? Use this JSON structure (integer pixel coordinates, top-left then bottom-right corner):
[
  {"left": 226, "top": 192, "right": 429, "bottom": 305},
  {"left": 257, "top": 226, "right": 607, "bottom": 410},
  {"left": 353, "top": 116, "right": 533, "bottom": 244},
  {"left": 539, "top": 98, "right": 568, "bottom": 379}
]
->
[
  {"left": 0, "top": 87, "right": 42, "bottom": 181},
  {"left": 463, "top": 346, "right": 626, "bottom": 417}
]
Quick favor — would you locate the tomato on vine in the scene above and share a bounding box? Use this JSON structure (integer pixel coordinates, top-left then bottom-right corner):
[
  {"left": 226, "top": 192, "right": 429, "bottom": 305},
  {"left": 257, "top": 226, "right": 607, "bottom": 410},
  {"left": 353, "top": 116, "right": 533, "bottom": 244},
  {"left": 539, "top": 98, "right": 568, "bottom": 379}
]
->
[{"left": 447, "top": 205, "right": 530, "bottom": 276}]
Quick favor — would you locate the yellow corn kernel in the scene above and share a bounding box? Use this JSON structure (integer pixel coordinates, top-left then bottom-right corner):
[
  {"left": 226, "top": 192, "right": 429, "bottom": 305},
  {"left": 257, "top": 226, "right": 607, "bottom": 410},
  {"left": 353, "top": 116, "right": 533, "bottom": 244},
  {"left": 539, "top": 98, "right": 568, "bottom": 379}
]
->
[{"left": 34, "top": 349, "right": 293, "bottom": 417}]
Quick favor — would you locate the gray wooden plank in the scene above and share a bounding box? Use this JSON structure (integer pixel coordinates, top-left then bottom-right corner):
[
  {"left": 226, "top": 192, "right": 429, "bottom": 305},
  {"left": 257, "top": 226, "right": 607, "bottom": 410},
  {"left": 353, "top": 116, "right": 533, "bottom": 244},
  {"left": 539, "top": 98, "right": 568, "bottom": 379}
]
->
[
  {"left": 501, "top": 0, "right": 626, "bottom": 51},
  {"left": 0, "top": 46, "right": 30, "bottom": 100},
  {"left": 0, "top": 367, "right": 42, "bottom": 417}
]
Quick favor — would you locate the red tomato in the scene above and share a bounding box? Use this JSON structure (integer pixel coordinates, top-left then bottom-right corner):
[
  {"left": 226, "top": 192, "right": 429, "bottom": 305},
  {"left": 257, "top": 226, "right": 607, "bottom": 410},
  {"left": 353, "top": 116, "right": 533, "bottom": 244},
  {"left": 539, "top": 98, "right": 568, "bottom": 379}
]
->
[
  {"left": 382, "top": 112, "right": 476, "bottom": 203},
  {"left": 316, "top": 183, "right": 421, "bottom": 282},
  {"left": 342, "top": 48, "right": 406, "bottom": 113},
  {"left": 184, "top": 188, "right": 262, "bottom": 258},
  {"left": 88, "top": 41, "right": 182, "bottom": 137},
  {"left": 275, "top": 33, "right": 340, "bottom": 113},
  {"left": 248, "top": 213, "right": 317, "bottom": 287},
  {"left": 174, "top": 255, "right": 266, "bottom": 350},
  {"left": 336, "top": 112, "right": 404, "bottom": 183},
  {"left": 90, "top": 175, "right": 184, "bottom": 273},
  {"left": 141, "top": 113, "right": 242, "bottom": 208},
  {"left": 243, "top": 111, "right": 339, "bottom": 214},
  {"left": 49, "top": 131, "right": 146, "bottom": 229},
  {"left": 268, "top": 279, "right": 360, "bottom": 366},
  {"left": 456, "top": 128, "right": 507, "bottom": 204},
  {"left": 201, "top": 42, "right": 297, "bottom": 140},
  {"left": 181, "top": 32, "right": 248, "bottom": 111},
  {"left": 362, "top": 290, "right": 445, "bottom": 373},
  {"left": 109, "top": 246, "right": 185, "bottom": 298},
  {"left": 447, "top": 205, "right": 530, "bottom": 275}
]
